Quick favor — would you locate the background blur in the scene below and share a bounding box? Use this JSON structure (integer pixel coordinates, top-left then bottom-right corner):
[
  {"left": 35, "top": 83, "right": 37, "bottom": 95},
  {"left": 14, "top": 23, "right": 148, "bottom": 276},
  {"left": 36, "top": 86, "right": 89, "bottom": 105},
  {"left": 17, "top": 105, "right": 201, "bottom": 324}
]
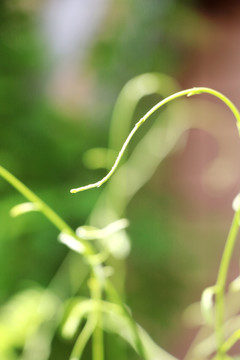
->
[{"left": 1, "top": 0, "right": 240, "bottom": 359}]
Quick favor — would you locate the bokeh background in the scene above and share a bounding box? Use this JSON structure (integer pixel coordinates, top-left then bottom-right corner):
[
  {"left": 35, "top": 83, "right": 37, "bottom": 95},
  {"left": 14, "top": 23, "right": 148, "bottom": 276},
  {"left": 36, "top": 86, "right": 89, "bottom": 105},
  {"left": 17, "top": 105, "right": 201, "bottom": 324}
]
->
[{"left": 1, "top": 0, "right": 240, "bottom": 359}]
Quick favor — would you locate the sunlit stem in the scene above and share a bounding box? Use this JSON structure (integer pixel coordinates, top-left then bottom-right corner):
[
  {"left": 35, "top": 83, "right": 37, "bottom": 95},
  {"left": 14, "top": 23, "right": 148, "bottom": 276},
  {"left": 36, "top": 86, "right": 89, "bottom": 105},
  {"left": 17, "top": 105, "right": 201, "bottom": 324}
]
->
[
  {"left": 221, "top": 328, "right": 240, "bottom": 353},
  {"left": 0, "top": 165, "right": 94, "bottom": 256},
  {"left": 70, "top": 316, "right": 97, "bottom": 360},
  {"left": 215, "top": 212, "right": 240, "bottom": 357},
  {"left": 70, "top": 87, "right": 240, "bottom": 194},
  {"left": 69, "top": 86, "right": 240, "bottom": 358},
  {"left": 0, "top": 165, "right": 149, "bottom": 359}
]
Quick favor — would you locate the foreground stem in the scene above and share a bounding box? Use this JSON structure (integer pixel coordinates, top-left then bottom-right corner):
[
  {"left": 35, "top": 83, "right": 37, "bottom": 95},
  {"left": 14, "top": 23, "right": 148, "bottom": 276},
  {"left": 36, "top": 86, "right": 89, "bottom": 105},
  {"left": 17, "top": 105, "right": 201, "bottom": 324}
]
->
[
  {"left": 0, "top": 165, "right": 148, "bottom": 359},
  {"left": 215, "top": 213, "right": 240, "bottom": 358},
  {"left": 70, "top": 87, "right": 240, "bottom": 193},
  {"left": 0, "top": 165, "right": 94, "bottom": 256},
  {"left": 70, "top": 87, "right": 240, "bottom": 357},
  {"left": 3, "top": 86, "right": 240, "bottom": 360},
  {"left": 91, "top": 274, "right": 104, "bottom": 360}
]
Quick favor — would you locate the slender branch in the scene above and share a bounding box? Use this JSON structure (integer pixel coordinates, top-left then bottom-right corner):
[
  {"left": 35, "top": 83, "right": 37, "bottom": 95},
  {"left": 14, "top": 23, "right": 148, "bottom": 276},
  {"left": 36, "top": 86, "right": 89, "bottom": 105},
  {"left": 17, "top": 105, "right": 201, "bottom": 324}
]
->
[
  {"left": 0, "top": 165, "right": 149, "bottom": 359},
  {"left": 70, "top": 87, "right": 240, "bottom": 193},
  {"left": 70, "top": 316, "right": 97, "bottom": 360},
  {"left": 70, "top": 86, "right": 240, "bottom": 358},
  {"left": 3, "top": 86, "right": 240, "bottom": 360},
  {"left": 0, "top": 165, "right": 94, "bottom": 255},
  {"left": 221, "top": 328, "right": 240, "bottom": 353},
  {"left": 215, "top": 212, "right": 240, "bottom": 357},
  {"left": 90, "top": 274, "right": 104, "bottom": 360}
]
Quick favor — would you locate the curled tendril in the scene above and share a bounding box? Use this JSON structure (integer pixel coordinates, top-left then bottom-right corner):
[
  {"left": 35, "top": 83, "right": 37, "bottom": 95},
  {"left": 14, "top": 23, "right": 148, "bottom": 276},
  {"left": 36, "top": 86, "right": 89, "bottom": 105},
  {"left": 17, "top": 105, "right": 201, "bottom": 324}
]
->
[{"left": 70, "top": 87, "right": 240, "bottom": 194}]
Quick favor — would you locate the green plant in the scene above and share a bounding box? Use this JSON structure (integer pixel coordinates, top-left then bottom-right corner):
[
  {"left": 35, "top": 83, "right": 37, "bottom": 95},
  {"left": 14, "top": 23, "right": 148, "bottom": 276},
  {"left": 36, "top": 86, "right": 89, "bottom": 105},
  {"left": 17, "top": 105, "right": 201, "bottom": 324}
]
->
[{"left": 1, "top": 75, "right": 240, "bottom": 360}]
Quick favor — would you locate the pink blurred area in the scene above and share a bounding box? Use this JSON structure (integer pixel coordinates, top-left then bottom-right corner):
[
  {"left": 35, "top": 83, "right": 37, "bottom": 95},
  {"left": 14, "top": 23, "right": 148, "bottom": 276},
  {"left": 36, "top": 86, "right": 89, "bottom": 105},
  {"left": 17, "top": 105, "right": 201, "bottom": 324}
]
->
[
  {"left": 179, "top": 1, "right": 240, "bottom": 209},
  {"left": 172, "top": 3, "right": 240, "bottom": 357}
]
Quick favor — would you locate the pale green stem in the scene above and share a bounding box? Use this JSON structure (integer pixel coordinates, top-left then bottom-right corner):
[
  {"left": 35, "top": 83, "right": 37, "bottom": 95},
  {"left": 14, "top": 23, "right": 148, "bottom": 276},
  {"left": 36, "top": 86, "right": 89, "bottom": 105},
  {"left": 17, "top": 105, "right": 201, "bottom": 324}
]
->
[
  {"left": 92, "top": 315, "right": 104, "bottom": 360},
  {"left": 90, "top": 274, "right": 104, "bottom": 360},
  {"left": 69, "top": 316, "right": 97, "bottom": 360},
  {"left": 215, "top": 212, "right": 240, "bottom": 358},
  {"left": 221, "top": 328, "right": 240, "bottom": 353},
  {"left": 69, "top": 86, "right": 240, "bottom": 358},
  {"left": 0, "top": 165, "right": 148, "bottom": 359},
  {"left": 0, "top": 165, "right": 94, "bottom": 255},
  {"left": 70, "top": 87, "right": 240, "bottom": 193},
  {"left": 108, "top": 72, "right": 179, "bottom": 155},
  {"left": 3, "top": 86, "right": 240, "bottom": 360}
]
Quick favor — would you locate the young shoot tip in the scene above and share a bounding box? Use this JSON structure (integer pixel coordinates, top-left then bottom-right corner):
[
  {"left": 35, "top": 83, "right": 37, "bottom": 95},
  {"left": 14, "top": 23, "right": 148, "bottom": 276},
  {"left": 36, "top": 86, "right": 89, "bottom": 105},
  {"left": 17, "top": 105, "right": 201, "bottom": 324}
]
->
[
  {"left": 70, "top": 188, "right": 78, "bottom": 194},
  {"left": 70, "top": 181, "right": 102, "bottom": 194},
  {"left": 70, "top": 187, "right": 87, "bottom": 194}
]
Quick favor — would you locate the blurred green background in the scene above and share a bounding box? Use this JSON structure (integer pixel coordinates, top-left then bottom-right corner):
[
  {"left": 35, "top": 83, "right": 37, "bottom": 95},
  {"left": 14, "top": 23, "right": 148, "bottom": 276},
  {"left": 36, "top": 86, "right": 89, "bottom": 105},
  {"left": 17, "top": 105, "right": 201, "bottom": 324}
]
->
[{"left": 1, "top": 0, "right": 240, "bottom": 359}]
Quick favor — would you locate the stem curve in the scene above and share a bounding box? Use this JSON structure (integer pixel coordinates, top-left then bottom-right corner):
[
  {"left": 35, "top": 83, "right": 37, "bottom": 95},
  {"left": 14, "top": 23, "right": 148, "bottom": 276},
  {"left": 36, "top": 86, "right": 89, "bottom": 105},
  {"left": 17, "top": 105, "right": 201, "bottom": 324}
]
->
[
  {"left": 70, "top": 86, "right": 240, "bottom": 358},
  {"left": 70, "top": 87, "right": 240, "bottom": 194}
]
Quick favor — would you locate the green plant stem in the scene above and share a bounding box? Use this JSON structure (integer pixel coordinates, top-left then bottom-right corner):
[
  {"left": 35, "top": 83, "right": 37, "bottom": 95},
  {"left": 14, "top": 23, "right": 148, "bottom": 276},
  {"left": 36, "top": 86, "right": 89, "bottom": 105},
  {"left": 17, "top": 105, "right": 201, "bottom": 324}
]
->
[
  {"left": 215, "top": 212, "right": 240, "bottom": 358},
  {"left": 0, "top": 165, "right": 148, "bottom": 359},
  {"left": 108, "top": 72, "right": 179, "bottom": 156},
  {"left": 70, "top": 86, "right": 240, "bottom": 359},
  {"left": 0, "top": 165, "right": 94, "bottom": 256},
  {"left": 70, "top": 87, "right": 240, "bottom": 193},
  {"left": 3, "top": 86, "right": 240, "bottom": 360},
  {"left": 90, "top": 273, "right": 104, "bottom": 360},
  {"left": 92, "top": 314, "right": 104, "bottom": 360},
  {"left": 221, "top": 329, "right": 240, "bottom": 353},
  {"left": 70, "top": 316, "right": 97, "bottom": 360}
]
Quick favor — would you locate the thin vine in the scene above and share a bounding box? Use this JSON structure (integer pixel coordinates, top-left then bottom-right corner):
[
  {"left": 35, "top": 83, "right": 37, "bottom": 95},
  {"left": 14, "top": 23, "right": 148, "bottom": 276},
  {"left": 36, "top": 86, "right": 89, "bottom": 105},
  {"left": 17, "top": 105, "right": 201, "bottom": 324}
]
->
[
  {"left": 1, "top": 86, "right": 240, "bottom": 359},
  {"left": 70, "top": 86, "right": 240, "bottom": 358}
]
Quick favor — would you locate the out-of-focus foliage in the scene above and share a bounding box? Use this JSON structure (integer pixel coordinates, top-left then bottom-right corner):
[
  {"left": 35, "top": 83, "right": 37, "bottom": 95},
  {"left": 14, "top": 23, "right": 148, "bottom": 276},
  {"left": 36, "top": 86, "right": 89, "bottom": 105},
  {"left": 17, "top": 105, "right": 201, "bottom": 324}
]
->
[
  {"left": 1, "top": 1, "right": 237, "bottom": 359},
  {"left": 0, "top": 287, "right": 59, "bottom": 360},
  {"left": 0, "top": 1, "right": 102, "bottom": 300},
  {"left": 0, "top": 0, "right": 197, "bottom": 303}
]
